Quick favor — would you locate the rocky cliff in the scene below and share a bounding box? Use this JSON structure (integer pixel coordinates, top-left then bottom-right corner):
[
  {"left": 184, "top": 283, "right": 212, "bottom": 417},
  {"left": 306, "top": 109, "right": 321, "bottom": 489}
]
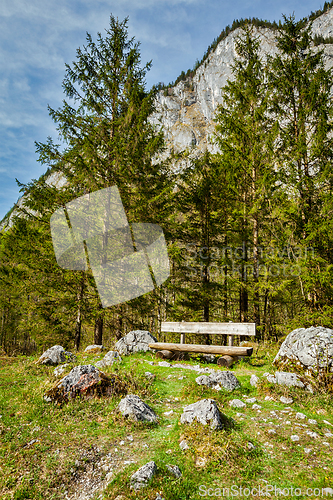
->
[{"left": 2, "top": 8, "right": 333, "bottom": 231}]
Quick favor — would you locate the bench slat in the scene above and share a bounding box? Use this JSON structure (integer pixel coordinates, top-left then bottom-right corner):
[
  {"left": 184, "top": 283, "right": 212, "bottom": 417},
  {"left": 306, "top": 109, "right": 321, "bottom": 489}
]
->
[
  {"left": 149, "top": 342, "right": 253, "bottom": 356},
  {"left": 161, "top": 321, "right": 255, "bottom": 336}
]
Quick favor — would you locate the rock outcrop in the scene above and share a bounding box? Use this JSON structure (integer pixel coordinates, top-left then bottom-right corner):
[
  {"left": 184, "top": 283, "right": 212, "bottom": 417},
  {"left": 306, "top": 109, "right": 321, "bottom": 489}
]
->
[
  {"left": 115, "top": 330, "right": 158, "bottom": 355},
  {"left": 37, "top": 345, "right": 76, "bottom": 366},
  {"left": 44, "top": 364, "right": 126, "bottom": 403},
  {"left": 274, "top": 326, "right": 333, "bottom": 373}
]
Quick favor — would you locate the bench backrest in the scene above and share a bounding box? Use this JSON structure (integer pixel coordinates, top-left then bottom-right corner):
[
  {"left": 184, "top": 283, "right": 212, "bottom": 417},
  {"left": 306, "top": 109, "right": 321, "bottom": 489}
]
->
[{"left": 161, "top": 321, "right": 255, "bottom": 336}]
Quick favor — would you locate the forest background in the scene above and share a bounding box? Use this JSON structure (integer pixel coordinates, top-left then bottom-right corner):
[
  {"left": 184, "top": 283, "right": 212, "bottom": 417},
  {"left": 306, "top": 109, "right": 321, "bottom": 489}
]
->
[{"left": 1, "top": 9, "right": 333, "bottom": 355}]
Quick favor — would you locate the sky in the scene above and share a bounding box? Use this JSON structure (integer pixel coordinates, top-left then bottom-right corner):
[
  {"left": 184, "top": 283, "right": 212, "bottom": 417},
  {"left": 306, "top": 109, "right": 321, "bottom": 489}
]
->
[{"left": 0, "top": 0, "right": 328, "bottom": 221}]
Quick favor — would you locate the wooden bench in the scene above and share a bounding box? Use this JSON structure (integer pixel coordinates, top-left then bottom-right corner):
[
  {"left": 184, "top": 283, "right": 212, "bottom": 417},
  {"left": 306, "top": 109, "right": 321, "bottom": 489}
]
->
[{"left": 149, "top": 321, "right": 256, "bottom": 366}]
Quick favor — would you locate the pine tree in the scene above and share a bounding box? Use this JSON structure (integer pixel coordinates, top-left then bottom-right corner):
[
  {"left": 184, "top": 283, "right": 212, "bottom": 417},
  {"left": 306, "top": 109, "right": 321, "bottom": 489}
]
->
[
  {"left": 34, "top": 15, "right": 174, "bottom": 344},
  {"left": 266, "top": 14, "right": 333, "bottom": 322},
  {"left": 214, "top": 23, "right": 278, "bottom": 330}
]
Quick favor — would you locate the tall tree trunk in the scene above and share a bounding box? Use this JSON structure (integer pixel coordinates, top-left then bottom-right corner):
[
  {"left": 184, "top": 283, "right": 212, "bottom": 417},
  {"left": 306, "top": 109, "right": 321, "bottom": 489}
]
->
[
  {"left": 94, "top": 302, "right": 104, "bottom": 345},
  {"left": 74, "top": 276, "right": 85, "bottom": 351}
]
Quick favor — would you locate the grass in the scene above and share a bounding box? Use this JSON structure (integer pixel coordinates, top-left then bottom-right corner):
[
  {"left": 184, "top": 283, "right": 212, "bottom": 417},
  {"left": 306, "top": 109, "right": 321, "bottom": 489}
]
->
[{"left": 0, "top": 347, "right": 332, "bottom": 499}]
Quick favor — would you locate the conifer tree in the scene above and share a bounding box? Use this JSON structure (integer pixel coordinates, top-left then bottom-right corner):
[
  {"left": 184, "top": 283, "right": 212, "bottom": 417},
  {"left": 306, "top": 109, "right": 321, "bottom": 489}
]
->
[
  {"left": 214, "top": 24, "right": 277, "bottom": 328},
  {"left": 266, "top": 14, "right": 333, "bottom": 320},
  {"left": 34, "top": 15, "right": 174, "bottom": 344}
]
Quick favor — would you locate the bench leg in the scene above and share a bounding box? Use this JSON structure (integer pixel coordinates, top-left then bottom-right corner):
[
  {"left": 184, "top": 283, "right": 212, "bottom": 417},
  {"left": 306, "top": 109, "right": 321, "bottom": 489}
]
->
[
  {"left": 228, "top": 335, "right": 234, "bottom": 346},
  {"left": 180, "top": 333, "right": 186, "bottom": 344}
]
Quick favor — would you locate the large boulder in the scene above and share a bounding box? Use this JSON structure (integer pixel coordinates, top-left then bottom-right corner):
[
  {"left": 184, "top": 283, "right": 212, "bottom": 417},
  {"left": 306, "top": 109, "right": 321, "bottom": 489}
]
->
[
  {"left": 37, "top": 345, "right": 76, "bottom": 366},
  {"left": 115, "top": 330, "right": 158, "bottom": 355},
  {"left": 180, "top": 399, "right": 229, "bottom": 430},
  {"left": 118, "top": 394, "right": 158, "bottom": 423},
  {"left": 274, "top": 326, "right": 333, "bottom": 373},
  {"left": 44, "top": 364, "right": 126, "bottom": 403}
]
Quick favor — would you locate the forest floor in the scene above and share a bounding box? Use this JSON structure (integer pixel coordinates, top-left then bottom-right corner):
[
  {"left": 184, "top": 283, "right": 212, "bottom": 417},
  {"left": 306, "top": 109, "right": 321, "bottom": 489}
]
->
[{"left": 0, "top": 345, "right": 332, "bottom": 500}]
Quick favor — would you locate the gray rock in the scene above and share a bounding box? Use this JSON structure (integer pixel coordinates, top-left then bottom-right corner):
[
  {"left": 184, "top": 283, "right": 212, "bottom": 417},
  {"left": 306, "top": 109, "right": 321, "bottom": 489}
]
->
[
  {"left": 158, "top": 361, "right": 172, "bottom": 367},
  {"left": 37, "top": 345, "right": 76, "bottom": 366},
  {"left": 250, "top": 374, "right": 260, "bottom": 387},
  {"left": 280, "top": 396, "right": 293, "bottom": 404},
  {"left": 275, "top": 371, "right": 305, "bottom": 388},
  {"left": 274, "top": 326, "right": 333, "bottom": 372},
  {"left": 130, "top": 461, "right": 157, "bottom": 490},
  {"left": 306, "top": 431, "right": 319, "bottom": 439},
  {"left": 44, "top": 364, "right": 125, "bottom": 403},
  {"left": 245, "top": 397, "right": 257, "bottom": 404},
  {"left": 290, "top": 435, "right": 299, "bottom": 442},
  {"left": 196, "top": 370, "right": 240, "bottom": 391},
  {"left": 229, "top": 399, "right": 246, "bottom": 409},
  {"left": 118, "top": 394, "right": 158, "bottom": 423},
  {"left": 180, "top": 399, "right": 227, "bottom": 430},
  {"left": 95, "top": 350, "right": 122, "bottom": 368},
  {"left": 247, "top": 442, "right": 256, "bottom": 450},
  {"left": 166, "top": 464, "right": 182, "bottom": 478},
  {"left": 145, "top": 371, "right": 156, "bottom": 380},
  {"left": 84, "top": 344, "right": 104, "bottom": 353},
  {"left": 179, "top": 439, "right": 189, "bottom": 450},
  {"left": 266, "top": 374, "right": 277, "bottom": 383},
  {"left": 53, "top": 363, "right": 69, "bottom": 377},
  {"left": 296, "top": 412, "right": 307, "bottom": 419},
  {"left": 115, "top": 330, "right": 158, "bottom": 355}
]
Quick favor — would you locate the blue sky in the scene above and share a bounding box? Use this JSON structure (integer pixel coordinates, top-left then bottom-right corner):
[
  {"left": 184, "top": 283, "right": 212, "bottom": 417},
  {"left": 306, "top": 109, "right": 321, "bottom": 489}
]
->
[{"left": 0, "top": 0, "right": 328, "bottom": 221}]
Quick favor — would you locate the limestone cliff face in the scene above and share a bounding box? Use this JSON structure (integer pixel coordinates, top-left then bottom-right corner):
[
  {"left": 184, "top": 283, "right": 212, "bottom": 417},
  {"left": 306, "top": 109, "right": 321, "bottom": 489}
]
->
[
  {"left": 2, "top": 9, "right": 333, "bottom": 231},
  {"left": 150, "top": 8, "right": 333, "bottom": 158}
]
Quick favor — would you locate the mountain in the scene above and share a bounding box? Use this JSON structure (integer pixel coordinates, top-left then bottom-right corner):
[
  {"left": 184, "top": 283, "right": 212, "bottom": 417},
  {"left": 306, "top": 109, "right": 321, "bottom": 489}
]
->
[{"left": 2, "top": 8, "right": 333, "bottom": 231}]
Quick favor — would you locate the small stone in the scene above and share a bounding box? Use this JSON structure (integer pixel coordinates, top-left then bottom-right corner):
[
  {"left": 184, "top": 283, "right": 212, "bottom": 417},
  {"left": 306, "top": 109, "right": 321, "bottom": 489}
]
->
[
  {"left": 291, "top": 435, "right": 300, "bottom": 442},
  {"left": 164, "top": 410, "right": 174, "bottom": 416},
  {"left": 127, "top": 435, "right": 134, "bottom": 441},
  {"left": 236, "top": 412, "right": 246, "bottom": 417},
  {"left": 265, "top": 396, "right": 274, "bottom": 401},
  {"left": 118, "top": 395, "right": 158, "bottom": 423},
  {"left": 280, "top": 396, "right": 293, "bottom": 404},
  {"left": 179, "top": 439, "right": 189, "bottom": 450},
  {"left": 119, "top": 440, "right": 125, "bottom": 445},
  {"left": 130, "top": 461, "right": 157, "bottom": 490},
  {"left": 296, "top": 412, "right": 306, "bottom": 420},
  {"left": 245, "top": 397, "right": 257, "bottom": 404},
  {"left": 268, "top": 429, "right": 276, "bottom": 434},
  {"left": 145, "top": 372, "right": 156, "bottom": 380},
  {"left": 180, "top": 399, "right": 228, "bottom": 430},
  {"left": 247, "top": 442, "right": 256, "bottom": 450},
  {"left": 54, "top": 364, "right": 69, "bottom": 377},
  {"left": 166, "top": 464, "right": 182, "bottom": 478},
  {"left": 306, "top": 431, "right": 319, "bottom": 438},
  {"left": 229, "top": 399, "right": 246, "bottom": 409},
  {"left": 323, "top": 442, "right": 330, "bottom": 446},
  {"left": 178, "top": 376, "right": 185, "bottom": 380},
  {"left": 155, "top": 494, "right": 165, "bottom": 500},
  {"left": 252, "top": 404, "right": 262, "bottom": 410},
  {"left": 165, "top": 449, "right": 172, "bottom": 454},
  {"left": 304, "top": 448, "right": 312, "bottom": 454},
  {"left": 323, "top": 420, "right": 333, "bottom": 427},
  {"left": 266, "top": 374, "right": 276, "bottom": 383},
  {"left": 324, "top": 432, "right": 333, "bottom": 437},
  {"left": 158, "top": 361, "right": 172, "bottom": 367},
  {"left": 308, "top": 419, "right": 317, "bottom": 425},
  {"left": 250, "top": 374, "right": 259, "bottom": 387}
]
